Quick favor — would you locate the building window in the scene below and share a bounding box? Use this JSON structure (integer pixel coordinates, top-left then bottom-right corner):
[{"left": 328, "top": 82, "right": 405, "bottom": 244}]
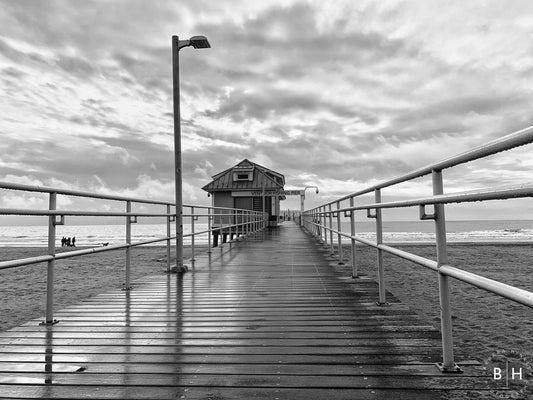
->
[{"left": 233, "top": 169, "right": 253, "bottom": 181}]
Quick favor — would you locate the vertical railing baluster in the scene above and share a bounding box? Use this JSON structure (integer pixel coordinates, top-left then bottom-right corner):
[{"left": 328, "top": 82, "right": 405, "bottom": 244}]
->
[
  {"left": 207, "top": 207, "right": 212, "bottom": 253},
  {"left": 300, "top": 193, "right": 304, "bottom": 227},
  {"left": 228, "top": 211, "right": 232, "bottom": 247},
  {"left": 166, "top": 204, "right": 171, "bottom": 273},
  {"left": 432, "top": 169, "right": 459, "bottom": 372},
  {"left": 328, "top": 204, "right": 334, "bottom": 254},
  {"left": 336, "top": 201, "right": 343, "bottom": 264},
  {"left": 317, "top": 207, "right": 320, "bottom": 241},
  {"left": 312, "top": 209, "right": 316, "bottom": 237},
  {"left": 191, "top": 206, "right": 195, "bottom": 261},
  {"left": 44, "top": 192, "right": 57, "bottom": 324},
  {"left": 253, "top": 211, "right": 256, "bottom": 234},
  {"left": 349, "top": 196, "right": 357, "bottom": 278},
  {"left": 238, "top": 210, "right": 242, "bottom": 239},
  {"left": 323, "top": 206, "right": 328, "bottom": 247},
  {"left": 125, "top": 200, "right": 132, "bottom": 290},
  {"left": 220, "top": 209, "right": 224, "bottom": 250},
  {"left": 318, "top": 208, "right": 323, "bottom": 242},
  {"left": 375, "top": 189, "right": 386, "bottom": 304}
]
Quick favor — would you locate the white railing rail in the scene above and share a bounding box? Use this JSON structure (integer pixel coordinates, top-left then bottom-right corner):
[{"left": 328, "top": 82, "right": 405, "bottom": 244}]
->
[
  {"left": 0, "top": 182, "right": 268, "bottom": 324},
  {"left": 303, "top": 125, "right": 533, "bottom": 373}
]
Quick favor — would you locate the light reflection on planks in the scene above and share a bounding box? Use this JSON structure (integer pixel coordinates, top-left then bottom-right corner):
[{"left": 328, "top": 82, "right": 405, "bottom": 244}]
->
[{"left": 0, "top": 223, "right": 503, "bottom": 399}]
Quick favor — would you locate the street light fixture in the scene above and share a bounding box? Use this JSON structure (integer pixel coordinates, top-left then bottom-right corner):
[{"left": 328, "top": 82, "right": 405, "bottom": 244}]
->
[
  {"left": 300, "top": 185, "right": 319, "bottom": 226},
  {"left": 172, "top": 35, "right": 210, "bottom": 273},
  {"left": 305, "top": 185, "right": 319, "bottom": 194}
]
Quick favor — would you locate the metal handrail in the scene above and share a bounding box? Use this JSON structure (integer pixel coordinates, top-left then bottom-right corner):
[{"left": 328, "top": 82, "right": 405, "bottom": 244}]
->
[
  {"left": 322, "top": 125, "right": 533, "bottom": 207},
  {"left": 311, "top": 183, "right": 533, "bottom": 214},
  {"left": 0, "top": 181, "right": 269, "bottom": 325},
  {"left": 303, "top": 124, "right": 533, "bottom": 373},
  {"left": 0, "top": 181, "right": 174, "bottom": 205}
]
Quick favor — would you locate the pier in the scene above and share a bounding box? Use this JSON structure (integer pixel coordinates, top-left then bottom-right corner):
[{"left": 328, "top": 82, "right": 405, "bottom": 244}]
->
[
  {"left": 0, "top": 222, "right": 501, "bottom": 399},
  {"left": 2, "top": 126, "right": 533, "bottom": 398}
]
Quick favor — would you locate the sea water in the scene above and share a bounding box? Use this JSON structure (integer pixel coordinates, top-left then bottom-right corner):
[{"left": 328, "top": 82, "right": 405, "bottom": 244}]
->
[{"left": 1, "top": 220, "right": 533, "bottom": 247}]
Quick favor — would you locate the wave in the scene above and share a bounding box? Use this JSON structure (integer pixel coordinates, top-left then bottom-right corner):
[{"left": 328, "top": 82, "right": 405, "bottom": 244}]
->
[{"left": 1, "top": 222, "right": 533, "bottom": 247}]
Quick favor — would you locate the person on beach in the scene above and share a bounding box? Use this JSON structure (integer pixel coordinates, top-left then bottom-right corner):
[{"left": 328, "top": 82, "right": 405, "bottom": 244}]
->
[
  {"left": 61, "top": 237, "right": 66, "bottom": 247},
  {"left": 66, "top": 237, "right": 71, "bottom": 247},
  {"left": 71, "top": 237, "right": 76, "bottom": 247}
]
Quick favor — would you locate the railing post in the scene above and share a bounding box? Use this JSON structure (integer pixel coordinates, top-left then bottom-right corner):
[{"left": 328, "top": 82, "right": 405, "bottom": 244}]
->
[
  {"left": 219, "top": 212, "right": 224, "bottom": 250},
  {"left": 315, "top": 209, "right": 321, "bottom": 239},
  {"left": 229, "top": 211, "right": 233, "bottom": 247},
  {"left": 323, "top": 206, "right": 328, "bottom": 246},
  {"left": 315, "top": 209, "right": 319, "bottom": 237},
  {"left": 349, "top": 196, "right": 357, "bottom": 278},
  {"left": 43, "top": 192, "right": 57, "bottom": 325},
  {"left": 328, "top": 204, "right": 334, "bottom": 254},
  {"left": 166, "top": 204, "right": 171, "bottom": 273},
  {"left": 191, "top": 206, "right": 195, "bottom": 261},
  {"left": 240, "top": 210, "right": 243, "bottom": 238},
  {"left": 300, "top": 194, "right": 304, "bottom": 226},
  {"left": 125, "top": 200, "right": 132, "bottom": 290},
  {"left": 375, "top": 189, "right": 386, "bottom": 305},
  {"left": 336, "top": 201, "right": 343, "bottom": 264},
  {"left": 433, "top": 169, "right": 461, "bottom": 373},
  {"left": 313, "top": 208, "right": 318, "bottom": 239},
  {"left": 207, "top": 208, "right": 212, "bottom": 253},
  {"left": 253, "top": 212, "right": 256, "bottom": 234}
]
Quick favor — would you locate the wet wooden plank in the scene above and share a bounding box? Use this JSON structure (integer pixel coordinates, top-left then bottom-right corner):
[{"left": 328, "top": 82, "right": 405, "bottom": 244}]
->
[
  {"left": 0, "top": 371, "right": 501, "bottom": 389},
  {"left": 0, "top": 223, "right": 498, "bottom": 399},
  {"left": 0, "top": 385, "right": 466, "bottom": 400}
]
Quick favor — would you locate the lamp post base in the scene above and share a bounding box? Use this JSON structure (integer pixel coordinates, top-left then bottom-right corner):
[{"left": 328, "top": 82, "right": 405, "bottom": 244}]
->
[{"left": 169, "top": 265, "right": 189, "bottom": 274}]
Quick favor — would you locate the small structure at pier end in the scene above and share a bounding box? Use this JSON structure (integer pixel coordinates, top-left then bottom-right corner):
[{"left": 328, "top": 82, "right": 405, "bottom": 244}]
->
[{"left": 202, "top": 159, "right": 285, "bottom": 245}]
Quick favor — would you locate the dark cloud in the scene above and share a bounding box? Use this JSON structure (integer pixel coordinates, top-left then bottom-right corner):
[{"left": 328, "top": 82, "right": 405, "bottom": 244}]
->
[
  {"left": 203, "top": 87, "right": 380, "bottom": 124},
  {"left": 2, "top": 66, "right": 26, "bottom": 78},
  {"left": 55, "top": 55, "right": 96, "bottom": 77}
]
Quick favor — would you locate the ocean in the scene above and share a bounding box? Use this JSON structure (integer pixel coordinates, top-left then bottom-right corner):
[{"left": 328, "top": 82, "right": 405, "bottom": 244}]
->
[{"left": 1, "top": 220, "right": 533, "bottom": 247}]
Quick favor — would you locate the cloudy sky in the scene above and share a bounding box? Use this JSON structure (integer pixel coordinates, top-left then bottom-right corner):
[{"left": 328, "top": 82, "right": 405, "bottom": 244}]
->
[{"left": 1, "top": 0, "right": 533, "bottom": 223}]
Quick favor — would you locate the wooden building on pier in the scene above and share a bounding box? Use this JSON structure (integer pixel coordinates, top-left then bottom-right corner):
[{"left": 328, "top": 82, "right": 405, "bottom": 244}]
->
[{"left": 202, "top": 159, "right": 285, "bottom": 245}]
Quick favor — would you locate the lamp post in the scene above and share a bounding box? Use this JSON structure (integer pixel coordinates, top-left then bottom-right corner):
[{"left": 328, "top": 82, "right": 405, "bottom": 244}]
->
[
  {"left": 172, "top": 35, "right": 210, "bottom": 273},
  {"left": 300, "top": 185, "right": 319, "bottom": 226}
]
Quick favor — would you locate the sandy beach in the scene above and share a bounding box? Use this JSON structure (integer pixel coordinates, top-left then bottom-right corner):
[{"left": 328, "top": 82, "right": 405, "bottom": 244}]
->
[
  {"left": 1, "top": 242, "right": 531, "bottom": 397},
  {"left": 0, "top": 246, "right": 199, "bottom": 331}
]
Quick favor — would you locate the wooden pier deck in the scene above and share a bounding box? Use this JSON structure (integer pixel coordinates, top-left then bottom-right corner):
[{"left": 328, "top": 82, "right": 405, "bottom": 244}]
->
[{"left": 0, "top": 222, "right": 501, "bottom": 399}]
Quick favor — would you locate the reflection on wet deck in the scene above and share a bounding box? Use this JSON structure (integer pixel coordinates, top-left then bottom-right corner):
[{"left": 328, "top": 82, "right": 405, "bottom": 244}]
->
[{"left": 0, "top": 223, "right": 500, "bottom": 399}]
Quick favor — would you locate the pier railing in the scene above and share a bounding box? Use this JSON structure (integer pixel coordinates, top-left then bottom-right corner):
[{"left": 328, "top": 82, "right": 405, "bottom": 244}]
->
[
  {"left": 0, "top": 181, "right": 268, "bottom": 324},
  {"left": 303, "top": 125, "right": 533, "bottom": 373}
]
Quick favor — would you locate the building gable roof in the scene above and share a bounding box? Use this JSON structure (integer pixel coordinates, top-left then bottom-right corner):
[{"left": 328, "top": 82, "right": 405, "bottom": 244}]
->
[{"left": 202, "top": 159, "right": 285, "bottom": 192}]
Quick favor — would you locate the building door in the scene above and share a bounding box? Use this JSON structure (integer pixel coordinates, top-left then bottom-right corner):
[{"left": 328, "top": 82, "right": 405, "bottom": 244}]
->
[
  {"left": 234, "top": 197, "right": 252, "bottom": 210},
  {"left": 252, "top": 196, "right": 271, "bottom": 213},
  {"left": 234, "top": 197, "right": 252, "bottom": 227},
  {"left": 252, "top": 197, "right": 262, "bottom": 212}
]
